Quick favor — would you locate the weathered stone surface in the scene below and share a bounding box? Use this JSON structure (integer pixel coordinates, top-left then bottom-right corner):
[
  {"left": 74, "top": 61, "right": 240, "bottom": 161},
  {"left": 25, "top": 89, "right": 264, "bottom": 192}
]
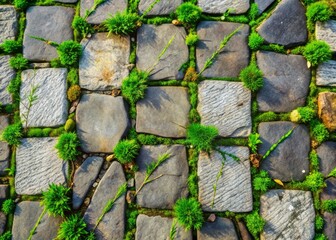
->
[
  {"left": 0, "top": 212, "right": 6, "bottom": 235},
  {"left": 23, "top": 6, "right": 74, "bottom": 61},
  {"left": 136, "top": 214, "right": 192, "bottom": 240},
  {"left": 15, "top": 138, "right": 68, "bottom": 195},
  {"left": 0, "top": 116, "right": 10, "bottom": 175},
  {"left": 255, "top": 0, "right": 275, "bottom": 14},
  {"left": 198, "top": 0, "right": 249, "bottom": 14},
  {"left": 318, "top": 92, "right": 336, "bottom": 131},
  {"left": 0, "top": 185, "right": 8, "bottom": 202},
  {"left": 0, "top": 55, "right": 15, "bottom": 105},
  {"left": 80, "top": 0, "right": 127, "bottom": 24},
  {"left": 259, "top": 122, "right": 310, "bottom": 182},
  {"left": 198, "top": 81, "right": 251, "bottom": 137},
  {"left": 316, "top": 20, "right": 336, "bottom": 52},
  {"left": 260, "top": 190, "right": 315, "bottom": 240},
  {"left": 12, "top": 201, "right": 63, "bottom": 240},
  {"left": 323, "top": 212, "right": 336, "bottom": 240},
  {"left": 257, "top": 0, "right": 307, "bottom": 47},
  {"left": 79, "top": 33, "right": 130, "bottom": 90},
  {"left": 55, "top": 0, "right": 77, "bottom": 3},
  {"left": 197, "top": 217, "right": 238, "bottom": 240},
  {"left": 0, "top": 6, "right": 17, "bottom": 44},
  {"left": 138, "top": 0, "right": 182, "bottom": 15},
  {"left": 237, "top": 221, "right": 253, "bottom": 240},
  {"left": 321, "top": 178, "right": 336, "bottom": 201},
  {"left": 84, "top": 161, "right": 126, "bottom": 240},
  {"left": 76, "top": 94, "right": 130, "bottom": 153},
  {"left": 317, "top": 142, "right": 336, "bottom": 177},
  {"left": 73, "top": 156, "right": 104, "bottom": 209},
  {"left": 198, "top": 146, "right": 252, "bottom": 212},
  {"left": 136, "top": 24, "right": 188, "bottom": 80},
  {"left": 317, "top": 60, "right": 336, "bottom": 86},
  {"left": 196, "top": 22, "right": 250, "bottom": 78},
  {"left": 257, "top": 51, "right": 310, "bottom": 112},
  {"left": 20, "top": 68, "right": 68, "bottom": 127},
  {"left": 135, "top": 145, "right": 189, "bottom": 209},
  {"left": 136, "top": 87, "right": 190, "bottom": 138}
]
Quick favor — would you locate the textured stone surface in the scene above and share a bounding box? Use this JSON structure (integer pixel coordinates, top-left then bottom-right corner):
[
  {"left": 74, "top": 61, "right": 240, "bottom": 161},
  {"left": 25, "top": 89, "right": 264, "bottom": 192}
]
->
[
  {"left": 255, "top": 0, "right": 275, "bottom": 14},
  {"left": 73, "top": 156, "right": 103, "bottom": 209},
  {"left": 0, "top": 212, "right": 5, "bottom": 235},
  {"left": 15, "top": 138, "right": 68, "bottom": 195},
  {"left": 260, "top": 190, "right": 315, "bottom": 240},
  {"left": 317, "top": 142, "right": 336, "bottom": 177},
  {"left": 198, "top": 0, "right": 249, "bottom": 14},
  {"left": 76, "top": 94, "right": 130, "bottom": 153},
  {"left": 136, "top": 214, "right": 192, "bottom": 240},
  {"left": 316, "top": 20, "right": 336, "bottom": 52},
  {"left": 197, "top": 217, "right": 238, "bottom": 240},
  {"left": 136, "top": 24, "right": 188, "bottom": 80},
  {"left": 237, "top": 221, "right": 253, "bottom": 240},
  {"left": 81, "top": 0, "right": 127, "bottom": 24},
  {"left": 317, "top": 60, "right": 336, "bottom": 86},
  {"left": 323, "top": 212, "right": 336, "bottom": 240},
  {"left": 0, "top": 116, "right": 10, "bottom": 175},
  {"left": 0, "top": 55, "right": 15, "bottom": 105},
  {"left": 55, "top": 0, "right": 77, "bottom": 3},
  {"left": 0, "top": 6, "right": 17, "bottom": 44},
  {"left": 198, "top": 81, "right": 251, "bottom": 137},
  {"left": 198, "top": 146, "right": 252, "bottom": 212},
  {"left": 318, "top": 92, "right": 336, "bottom": 131},
  {"left": 196, "top": 22, "right": 250, "bottom": 78},
  {"left": 257, "top": 0, "right": 307, "bottom": 47},
  {"left": 321, "top": 178, "right": 336, "bottom": 201},
  {"left": 135, "top": 145, "right": 189, "bottom": 209},
  {"left": 20, "top": 68, "right": 68, "bottom": 127},
  {"left": 0, "top": 185, "right": 8, "bottom": 202},
  {"left": 84, "top": 161, "right": 126, "bottom": 240},
  {"left": 257, "top": 51, "right": 310, "bottom": 112},
  {"left": 12, "top": 201, "right": 63, "bottom": 240},
  {"left": 259, "top": 122, "right": 310, "bottom": 182},
  {"left": 138, "top": 0, "right": 182, "bottom": 15},
  {"left": 136, "top": 87, "right": 190, "bottom": 138},
  {"left": 23, "top": 6, "right": 74, "bottom": 61},
  {"left": 79, "top": 33, "right": 130, "bottom": 90}
]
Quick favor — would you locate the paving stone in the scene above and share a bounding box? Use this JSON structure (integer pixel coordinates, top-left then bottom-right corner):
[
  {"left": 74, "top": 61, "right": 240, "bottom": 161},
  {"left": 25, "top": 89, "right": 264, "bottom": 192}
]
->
[
  {"left": 256, "top": 51, "right": 310, "bottom": 112},
  {"left": 0, "top": 55, "right": 15, "bottom": 105},
  {"left": 198, "top": 146, "right": 252, "bottom": 212},
  {"left": 321, "top": 178, "right": 336, "bottom": 201},
  {"left": 197, "top": 217, "right": 238, "bottom": 240},
  {"left": 237, "top": 221, "right": 253, "bottom": 240},
  {"left": 136, "top": 24, "right": 188, "bottom": 80},
  {"left": 20, "top": 68, "right": 68, "bottom": 127},
  {"left": 79, "top": 33, "right": 130, "bottom": 91},
  {"left": 0, "top": 185, "right": 8, "bottom": 202},
  {"left": 0, "top": 6, "right": 18, "bottom": 44},
  {"left": 316, "top": 60, "right": 336, "bottom": 86},
  {"left": 316, "top": 20, "right": 336, "bottom": 52},
  {"left": 0, "top": 116, "right": 10, "bottom": 176},
  {"left": 198, "top": 81, "right": 251, "bottom": 137},
  {"left": 317, "top": 142, "right": 336, "bottom": 177},
  {"left": 198, "top": 0, "right": 249, "bottom": 14},
  {"left": 318, "top": 92, "right": 336, "bottom": 131},
  {"left": 15, "top": 138, "right": 68, "bottom": 195},
  {"left": 73, "top": 156, "right": 104, "bottom": 209},
  {"left": 80, "top": 0, "right": 127, "bottom": 24},
  {"left": 76, "top": 94, "right": 130, "bottom": 153},
  {"left": 323, "top": 212, "right": 336, "bottom": 240},
  {"left": 259, "top": 122, "right": 310, "bottom": 182},
  {"left": 0, "top": 212, "right": 5, "bottom": 235},
  {"left": 257, "top": 0, "right": 307, "bottom": 47},
  {"left": 260, "top": 190, "right": 315, "bottom": 240},
  {"left": 255, "top": 0, "right": 275, "bottom": 14},
  {"left": 23, "top": 6, "right": 74, "bottom": 61},
  {"left": 138, "top": 0, "right": 182, "bottom": 15},
  {"left": 196, "top": 21, "right": 249, "bottom": 78},
  {"left": 136, "top": 87, "right": 190, "bottom": 138},
  {"left": 55, "top": 0, "right": 77, "bottom": 3},
  {"left": 135, "top": 145, "right": 189, "bottom": 209},
  {"left": 12, "top": 201, "right": 63, "bottom": 240},
  {"left": 136, "top": 214, "right": 192, "bottom": 240},
  {"left": 84, "top": 161, "right": 126, "bottom": 240}
]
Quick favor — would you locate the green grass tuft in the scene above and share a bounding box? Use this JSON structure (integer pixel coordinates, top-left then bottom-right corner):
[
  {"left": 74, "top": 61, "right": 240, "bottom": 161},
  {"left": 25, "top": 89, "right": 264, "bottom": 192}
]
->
[
  {"left": 113, "top": 139, "right": 140, "bottom": 164},
  {"left": 186, "top": 123, "right": 218, "bottom": 152},
  {"left": 173, "top": 198, "right": 203, "bottom": 230}
]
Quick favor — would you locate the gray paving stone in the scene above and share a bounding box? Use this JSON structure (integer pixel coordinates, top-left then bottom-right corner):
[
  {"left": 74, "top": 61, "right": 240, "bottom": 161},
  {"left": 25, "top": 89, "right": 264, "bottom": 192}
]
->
[
  {"left": 0, "top": 212, "right": 5, "bottom": 235},
  {"left": 317, "top": 142, "right": 336, "bottom": 177},
  {"left": 0, "top": 55, "right": 15, "bottom": 105},
  {"left": 316, "top": 60, "right": 336, "bottom": 86},
  {"left": 55, "top": 0, "right": 77, "bottom": 3},
  {"left": 323, "top": 212, "right": 336, "bottom": 240},
  {"left": 138, "top": 0, "right": 182, "bottom": 15},
  {"left": 0, "top": 185, "right": 8, "bottom": 202},
  {"left": 320, "top": 177, "right": 336, "bottom": 201},
  {"left": 198, "top": 0, "right": 249, "bottom": 14},
  {"left": 79, "top": 33, "right": 130, "bottom": 90},
  {"left": 0, "top": 116, "right": 10, "bottom": 176},
  {"left": 197, "top": 217, "right": 238, "bottom": 240},
  {"left": 15, "top": 138, "right": 68, "bottom": 195},
  {"left": 316, "top": 20, "right": 336, "bottom": 52},
  {"left": 0, "top": 6, "right": 18, "bottom": 44},
  {"left": 255, "top": 0, "right": 275, "bottom": 14}
]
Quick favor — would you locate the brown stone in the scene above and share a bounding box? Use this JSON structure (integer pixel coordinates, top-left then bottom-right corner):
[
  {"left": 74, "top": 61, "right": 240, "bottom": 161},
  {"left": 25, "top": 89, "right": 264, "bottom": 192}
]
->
[
  {"left": 318, "top": 92, "right": 336, "bottom": 131},
  {"left": 237, "top": 221, "right": 253, "bottom": 240}
]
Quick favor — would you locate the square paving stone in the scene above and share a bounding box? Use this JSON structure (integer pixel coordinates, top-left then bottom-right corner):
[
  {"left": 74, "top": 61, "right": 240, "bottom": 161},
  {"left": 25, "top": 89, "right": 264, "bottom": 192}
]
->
[
  {"left": 316, "top": 60, "right": 336, "bottom": 86},
  {"left": 0, "top": 55, "right": 15, "bottom": 105},
  {"left": 198, "top": 81, "right": 251, "bottom": 137},
  {"left": 76, "top": 94, "right": 130, "bottom": 153},
  {"left": 0, "top": 6, "right": 18, "bottom": 44},
  {"left": 197, "top": 217, "right": 238, "bottom": 240},
  {"left": 256, "top": 51, "right": 311, "bottom": 112},
  {"left": 136, "top": 214, "right": 192, "bottom": 240},
  {"left": 317, "top": 142, "right": 336, "bottom": 177},
  {"left": 260, "top": 190, "right": 315, "bottom": 240},
  {"left": 135, "top": 145, "right": 189, "bottom": 209},
  {"left": 20, "top": 68, "right": 68, "bottom": 127},
  {"left": 79, "top": 33, "right": 130, "bottom": 91},
  {"left": 136, "top": 87, "right": 190, "bottom": 138},
  {"left": 15, "top": 138, "right": 68, "bottom": 195},
  {"left": 136, "top": 24, "right": 188, "bottom": 80},
  {"left": 0, "top": 116, "right": 10, "bottom": 176},
  {"left": 258, "top": 122, "right": 310, "bottom": 182},
  {"left": 318, "top": 92, "right": 336, "bottom": 131},
  {"left": 198, "top": 146, "right": 252, "bottom": 212},
  {"left": 138, "top": 0, "right": 182, "bottom": 15},
  {"left": 316, "top": 20, "right": 336, "bottom": 52},
  {"left": 198, "top": 0, "right": 249, "bottom": 14},
  {"left": 23, "top": 6, "right": 74, "bottom": 61},
  {"left": 196, "top": 21, "right": 250, "bottom": 78}
]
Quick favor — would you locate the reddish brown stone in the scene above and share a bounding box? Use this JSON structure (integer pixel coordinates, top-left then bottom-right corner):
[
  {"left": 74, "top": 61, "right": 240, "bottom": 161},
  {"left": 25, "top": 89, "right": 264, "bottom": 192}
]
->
[{"left": 318, "top": 92, "right": 336, "bottom": 131}]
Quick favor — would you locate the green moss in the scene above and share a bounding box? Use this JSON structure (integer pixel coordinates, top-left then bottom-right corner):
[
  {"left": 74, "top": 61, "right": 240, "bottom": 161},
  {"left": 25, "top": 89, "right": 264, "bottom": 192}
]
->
[
  {"left": 113, "top": 139, "right": 140, "bottom": 164},
  {"left": 253, "top": 170, "right": 275, "bottom": 192},
  {"left": 306, "top": 2, "right": 332, "bottom": 23},
  {"left": 57, "top": 41, "right": 82, "bottom": 67},
  {"left": 64, "top": 119, "right": 76, "bottom": 132},
  {"left": 248, "top": 3, "right": 259, "bottom": 21},
  {"left": 248, "top": 32, "right": 264, "bottom": 51},
  {"left": 13, "top": 0, "right": 29, "bottom": 9},
  {"left": 42, "top": 183, "right": 71, "bottom": 217},
  {"left": 42, "top": 128, "right": 53, "bottom": 137},
  {"left": 27, "top": 128, "right": 44, "bottom": 137},
  {"left": 175, "top": 3, "right": 202, "bottom": 25},
  {"left": 310, "top": 150, "right": 320, "bottom": 171},
  {"left": 239, "top": 63, "right": 263, "bottom": 92},
  {"left": 67, "top": 68, "right": 79, "bottom": 86},
  {"left": 67, "top": 85, "right": 81, "bottom": 102},
  {"left": 255, "top": 112, "right": 278, "bottom": 122},
  {"left": 72, "top": 16, "right": 93, "bottom": 39},
  {"left": 185, "top": 32, "right": 199, "bottom": 46},
  {"left": 0, "top": 123, "right": 22, "bottom": 146},
  {"left": 321, "top": 199, "right": 336, "bottom": 212},
  {"left": 121, "top": 70, "right": 148, "bottom": 104},
  {"left": 173, "top": 198, "right": 203, "bottom": 230},
  {"left": 245, "top": 211, "right": 265, "bottom": 239},
  {"left": 304, "top": 41, "right": 332, "bottom": 66},
  {"left": 1, "top": 199, "right": 15, "bottom": 215},
  {"left": 186, "top": 123, "right": 218, "bottom": 152},
  {"left": 0, "top": 40, "right": 22, "bottom": 54},
  {"left": 55, "top": 133, "right": 81, "bottom": 161},
  {"left": 9, "top": 54, "right": 29, "bottom": 70},
  {"left": 311, "top": 120, "right": 329, "bottom": 144},
  {"left": 315, "top": 215, "right": 324, "bottom": 230},
  {"left": 105, "top": 11, "right": 139, "bottom": 35}
]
